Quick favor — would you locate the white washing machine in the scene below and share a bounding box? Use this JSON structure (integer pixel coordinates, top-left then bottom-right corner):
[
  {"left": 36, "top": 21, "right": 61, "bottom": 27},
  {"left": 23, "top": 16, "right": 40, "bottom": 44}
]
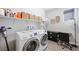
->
[
  {"left": 31, "top": 30, "right": 48, "bottom": 51},
  {"left": 16, "top": 30, "right": 48, "bottom": 51}
]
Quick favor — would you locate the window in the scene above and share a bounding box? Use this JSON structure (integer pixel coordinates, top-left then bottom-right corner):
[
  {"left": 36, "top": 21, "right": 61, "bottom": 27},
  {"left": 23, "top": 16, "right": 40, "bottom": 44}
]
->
[{"left": 64, "top": 9, "right": 74, "bottom": 21}]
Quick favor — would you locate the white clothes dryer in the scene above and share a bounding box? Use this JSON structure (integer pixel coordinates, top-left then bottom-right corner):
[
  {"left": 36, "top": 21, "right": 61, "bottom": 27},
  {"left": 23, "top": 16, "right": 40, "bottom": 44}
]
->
[{"left": 30, "top": 30, "right": 48, "bottom": 51}]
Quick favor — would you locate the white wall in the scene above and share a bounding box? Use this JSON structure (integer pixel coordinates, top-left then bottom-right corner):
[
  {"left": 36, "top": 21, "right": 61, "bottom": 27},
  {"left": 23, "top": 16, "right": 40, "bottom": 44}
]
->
[
  {"left": 45, "top": 8, "right": 64, "bottom": 22},
  {"left": 0, "top": 8, "right": 45, "bottom": 51},
  {"left": 76, "top": 8, "right": 79, "bottom": 46}
]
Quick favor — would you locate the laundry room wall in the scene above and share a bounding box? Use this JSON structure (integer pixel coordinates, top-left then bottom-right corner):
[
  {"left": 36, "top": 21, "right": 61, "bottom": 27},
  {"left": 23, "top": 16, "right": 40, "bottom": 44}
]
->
[
  {"left": 45, "top": 8, "right": 75, "bottom": 23},
  {"left": 45, "top": 8, "right": 64, "bottom": 23},
  {"left": 46, "top": 8, "right": 76, "bottom": 30},
  {"left": 0, "top": 8, "right": 45, "bottom": 51},
  {"left": 71, "top": 8, "right": 79, "bottom": 46},
  {"left": 76, "top": 8, "right": 79, "bottom": 46}
]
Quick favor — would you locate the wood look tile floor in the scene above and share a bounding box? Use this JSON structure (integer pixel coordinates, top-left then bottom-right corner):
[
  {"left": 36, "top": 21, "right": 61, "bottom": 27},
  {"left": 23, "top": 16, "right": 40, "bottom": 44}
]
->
[{"left": 47, "top": 40, "right": 79, "bottom": 51}]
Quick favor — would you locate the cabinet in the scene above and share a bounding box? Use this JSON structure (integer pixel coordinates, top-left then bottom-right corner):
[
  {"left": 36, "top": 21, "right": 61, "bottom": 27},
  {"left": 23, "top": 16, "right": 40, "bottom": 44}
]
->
[
  {"left": 47, "top": 31, "right": 70, "bottom": 43},
  {"left": 47, "top": 31, "right": 58, "bottom": 42}
]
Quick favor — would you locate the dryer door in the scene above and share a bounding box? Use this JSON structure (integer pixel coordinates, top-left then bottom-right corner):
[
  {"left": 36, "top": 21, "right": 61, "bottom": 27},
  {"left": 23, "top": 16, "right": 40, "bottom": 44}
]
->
[
  {"left": 41, "top": 34, "right": 48, "bottom": 46},
  {"left": 23, "top": 38, "right": 39, "bottom": 51}
]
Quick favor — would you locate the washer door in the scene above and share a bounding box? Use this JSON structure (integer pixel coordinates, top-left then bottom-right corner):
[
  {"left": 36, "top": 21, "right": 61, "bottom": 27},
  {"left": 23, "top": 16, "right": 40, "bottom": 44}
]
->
[
  {"left": 23, "top": 38, "right": 39, "bottom": 51},
  {"left": 41, "top": 34, "right": 48, "bottom": 46}
]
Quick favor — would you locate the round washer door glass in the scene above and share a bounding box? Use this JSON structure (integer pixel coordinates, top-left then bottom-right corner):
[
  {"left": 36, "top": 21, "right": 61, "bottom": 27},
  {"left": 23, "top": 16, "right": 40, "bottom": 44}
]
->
[
  {"left": 41, "top": 34, "right": 48, "bottom": 46},
  {"left": 23, "top": 38, "right": 39, "bottom": 51}
]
